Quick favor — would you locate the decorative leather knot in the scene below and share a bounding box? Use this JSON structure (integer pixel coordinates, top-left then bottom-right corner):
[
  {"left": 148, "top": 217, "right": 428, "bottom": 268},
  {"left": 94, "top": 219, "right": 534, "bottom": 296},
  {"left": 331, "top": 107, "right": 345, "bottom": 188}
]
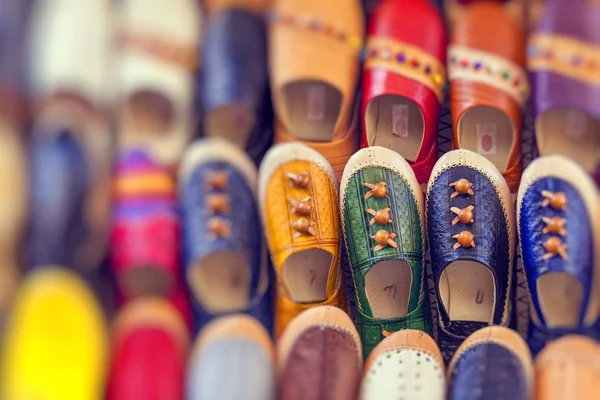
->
[
  {"left": 207, "top": 217, "right": 231, "bottom": 239},
  {"left": 293, "top": 217, "right": 316, "bottom": 238},
  {"left": 286, "top": 172, "right": 310, "bottom": 188},
  {"left": 289, "top": 196, "right": 312, "bottom": 216},
  {"left": 541, "top": 190, "right": 567, "bottom": 211},
  {"left": 451, "top": 205, "right": 475, "bottom": 225},
  {"left": 449, "top": 179, "right": 474, "bottom": 198},
  {"left": 363, "top": 182, "right": 388, "bottom": 199},
  {"left": 382, "top": 330, "right": 396, "bottom": 338},
  {"left": 366, "top": 207, "right": 393, "bottom": 226},
  {"left": 206, "top": 171, "right": 229, "bottom": 190},
  {"left": 371, "top": 230, "right": 398, "bottom": 252},
  {"left": 206, "top": 194, "right": 230, "bottom": 214},
  {"left": 452, "top": 231, "right": 476, "bottom": 250},
  {"left": 543, "top": 237, "right": 568, "bottom": 260},
  {"left": 542, "top": 216, "right": 567, "bottom": 236}
]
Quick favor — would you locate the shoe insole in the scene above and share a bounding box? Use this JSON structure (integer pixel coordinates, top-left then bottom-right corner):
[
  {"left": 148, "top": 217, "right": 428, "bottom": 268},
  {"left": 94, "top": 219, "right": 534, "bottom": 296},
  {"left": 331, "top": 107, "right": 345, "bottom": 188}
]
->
[
  {"left": 125, "top": 89, "right": 174, "bottom": 136},
  {"left": 365, "top": 95, "right": 424, "bottom": 162},
  {"left": 458, "top": 106, "right": 514, "bottom": 172},
  {"left": 439, "top": 261, "right": 495, "bottom": 323},
  {"left": 282, "top": 249, "right": 332, "bottom": 303},
  {"left": 537, "top": 272, "right": 583, "bottom": 329},
  {"left": 365, "top": 260, "right": 412, "bottom": 319},
  {"left": 189, "top": 252, "right": 251, "bottom": 313},
  {"left": 205, "top": 103, "right": 255, "bottom": 148},
  {"left": 282, "top": 80, "right": 341, "bottom": 142},
  {"left": 535, "top": 108, "right": 600, "bottom": 173},
  {"left": 119, "top": 266, "right": 175, "bottom": 299}
]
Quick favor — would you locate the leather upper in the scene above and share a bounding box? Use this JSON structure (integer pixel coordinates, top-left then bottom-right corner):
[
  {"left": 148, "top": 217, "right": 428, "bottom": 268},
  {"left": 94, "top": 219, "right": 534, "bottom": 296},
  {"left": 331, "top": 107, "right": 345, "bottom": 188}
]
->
[
  {"left": 341, "top": 165, "right": 431, "bottom": 356},
  {"left": 529, "top": 0, "right": 600, "bottom": 120},
  {"left": 449, "top": 343, "right": 529, "bottom": 400},
  {"left": 427, "top": 166, "right": 512, "bottom": 334},
  {"left": 449, "top": 2, "right": 526, "bottom": 192},
  {"left": 519, "top": 177, "right": 594, "bottom": 328},
  {"left": 180, "top": 160, "right": 271, "bottom": 331},
  {"left": 362, "top": 0, "right": 446, "bottom": 184}
]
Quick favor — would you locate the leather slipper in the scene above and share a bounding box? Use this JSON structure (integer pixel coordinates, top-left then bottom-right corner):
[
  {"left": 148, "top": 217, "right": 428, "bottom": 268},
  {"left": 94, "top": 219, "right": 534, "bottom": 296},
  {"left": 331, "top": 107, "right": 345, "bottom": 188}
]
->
[
  {"left": 278, "top": 306, "right": 362, "bottom": 400},
  {"left": 448, "top": 1, "right": 528, "bottom": 192},
  {"left": 528, "top": 0, "right": 600, "bottom": 177},
  {"left": 362, "top": 0, "right": 446, "bottom": 185},
  {"left": 188, "top": 314, "right": 275, "bottom": 400},
  {"left": 111, "top": 150, "right": 193, "bottom": 329},
  {"left": 269, "top": 0, "right": 364, "bottom": 178},
  {"left": 361, "top": 330, "right": 446, "bottom": 400},
  {"left": 116, "top": 0, "right": 201, "bottom": 169},
  {"left": 108, "top": 298, "right": 189, "bottom": 400},
  {"left": 0, "top": 267, "right": 107, "bottom": 399},
  {"left": 202, "top": 5, "right": 272, "bottom": 164},
  {"left": 27, "top": 0, "right": 113, "bottom": 271},
  {"left": 179, "top": 139, "right": 272, "bottom": 333},
  {"left": 535, "top": 335, "right": 600, "bottom": 400}
]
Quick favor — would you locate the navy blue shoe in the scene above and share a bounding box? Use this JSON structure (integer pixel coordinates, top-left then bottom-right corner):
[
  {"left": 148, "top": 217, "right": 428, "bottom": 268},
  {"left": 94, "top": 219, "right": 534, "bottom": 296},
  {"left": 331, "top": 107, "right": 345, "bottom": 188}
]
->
[
  {"left": 179, "top": 138, "right": 273, "bottom": 334},
  {"left": 427, "top": 149, "right": 516, "bottom": 363},
  {"left": 28, "top": 127, "right": 110, "bottom": 271},
  {"left": 202, "top": 8, "right": 272, "bottom": 164},
  {"left": 447, "top": 326, "right": 534, "bottom": 400},
  {"left": 517, "top": 155, "right": 599, "bottom": 355}
]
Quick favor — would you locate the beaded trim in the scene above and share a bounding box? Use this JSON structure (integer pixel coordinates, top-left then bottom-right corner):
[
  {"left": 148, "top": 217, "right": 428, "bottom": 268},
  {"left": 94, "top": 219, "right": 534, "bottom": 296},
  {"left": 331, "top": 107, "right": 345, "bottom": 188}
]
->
[
  {"left": 119, "top": 32, "right": 198, "bottom": 71},
  {"left": 266, "top": 10, "right": 362, "bottom": 51},
  {"left": 364, "top": 37, "right": 446, "bottom": 103},
  {"left": 528, "top": 33, "right": 600, "bottom": 85},
  {"left": 448, "top": 45, "right": 529, "bottom": 108}
]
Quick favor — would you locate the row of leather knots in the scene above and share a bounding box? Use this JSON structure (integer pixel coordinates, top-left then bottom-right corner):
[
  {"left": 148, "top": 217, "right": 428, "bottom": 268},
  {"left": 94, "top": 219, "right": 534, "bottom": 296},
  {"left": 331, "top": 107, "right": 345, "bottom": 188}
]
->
[
  {"left": 205, "top": 171, "right": 233, "bottom": 239},
  {"left": 541, "top": 190, "right": 568, "bottom": 260},
  {"left": 450, "top": 179, "right": 476, "bottom": 250},
  {"left": 287, "top": 172, "right": 317, "bottom": 238},
  {"left": 362, "top": 181, "right": 398, "bottom": 252}
]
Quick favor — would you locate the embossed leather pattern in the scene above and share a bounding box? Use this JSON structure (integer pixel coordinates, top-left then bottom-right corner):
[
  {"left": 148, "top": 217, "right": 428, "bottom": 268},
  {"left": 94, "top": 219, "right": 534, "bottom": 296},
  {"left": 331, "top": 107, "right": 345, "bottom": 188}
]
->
[
  {"left": 427, "top": 166, "right": 511, "bottom": 334},
  {"left": 202, "top": 10, "right": 272, "bottom": 163},
  {"left": 342, "top": 166, "right": 431, "bottom": 357},
  {"left": 181, "top": 160, "right": 272, "bottom": 332},
  {"left": 449, "top": 343, "right": 528, "bottom": 400},
  {"left": 519, "top": 177, "right": 593, "bottom": 328},
  {"left": 263, "top": 160, "right": 348, "bottom": 337}
]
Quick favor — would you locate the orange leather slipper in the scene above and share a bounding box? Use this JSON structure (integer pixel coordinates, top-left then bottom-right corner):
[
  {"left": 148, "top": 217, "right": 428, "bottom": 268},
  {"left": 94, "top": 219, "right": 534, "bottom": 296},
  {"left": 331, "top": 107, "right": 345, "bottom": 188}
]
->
[
  {"left": 448, "top": 1, "right": 528, "bottom": 192},
  {"left": 268, "top": 0, "right": 364, "bottom": 179}
]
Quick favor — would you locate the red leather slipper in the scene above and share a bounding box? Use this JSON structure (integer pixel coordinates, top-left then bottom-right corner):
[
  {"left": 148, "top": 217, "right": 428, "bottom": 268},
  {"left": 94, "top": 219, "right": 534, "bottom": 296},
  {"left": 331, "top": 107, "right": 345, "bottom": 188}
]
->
[
  {"left": 362, "top": 0, "right": 446, "bottom": 185},
  {"left": 108, "top": 298, "right": 189, "bottom": 400}
]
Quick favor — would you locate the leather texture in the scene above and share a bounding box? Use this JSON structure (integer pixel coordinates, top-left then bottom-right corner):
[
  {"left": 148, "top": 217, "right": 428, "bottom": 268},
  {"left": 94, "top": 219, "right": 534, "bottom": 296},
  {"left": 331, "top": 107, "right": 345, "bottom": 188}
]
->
[
  {"left": 530, "top": 0, "right": 600, "bottom": 121},
  {"left": 449, "top": 2, "right": 526, "bottom": 192},
  {"left": 188, "top": 337, "right": 275, "bottom": 400},
  {"left": 180, "top": 160, "right": 272, "bottom": 332},
  {"left": 519, "top": 177, "right": 593, "bottom": 327},
  {"left": 448, "top": 343, "right": 528, "bottom": 400},
  {"left": 108, "top": 327, "right": 186, "bottom": 400},
  {"left": 361, "top": 347, "right": 445, "bottom": 399},
  {"left": 362, "top": 0, "right": 446, "bottom": 185},
  {"left": 427, "top": 166, "right": 511, "bottom": 334},
  {"left": 28, "top": 129, "right": 92, "bottom": 269},
  {"left": 202, "top": 9, "right": 273, "bottom": 163},
  {"left": 342, "top": 166, "right": 431, "bottom": 357},
  {"left": 279, "top": 326, "right": 361, "bottom": 400},
  {"left": 263, "top": 159, "right": 348, "bottom": 337}
]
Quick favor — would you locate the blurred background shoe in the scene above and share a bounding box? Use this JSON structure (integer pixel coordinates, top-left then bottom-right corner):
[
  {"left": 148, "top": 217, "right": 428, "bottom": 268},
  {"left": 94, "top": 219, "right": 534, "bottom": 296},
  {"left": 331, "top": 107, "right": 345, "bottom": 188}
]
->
[
  {"left": 187, "top": 314, "right": 275, "bottom": 400},
  {"left": 278, "top": 306, "right": 362, "bottom": 400},
  {"left": 108, "top": 298, "right": 189, "bottom": 400},
  {"left": 0, "top": 267, "right": 107, "bottom": 400}
]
